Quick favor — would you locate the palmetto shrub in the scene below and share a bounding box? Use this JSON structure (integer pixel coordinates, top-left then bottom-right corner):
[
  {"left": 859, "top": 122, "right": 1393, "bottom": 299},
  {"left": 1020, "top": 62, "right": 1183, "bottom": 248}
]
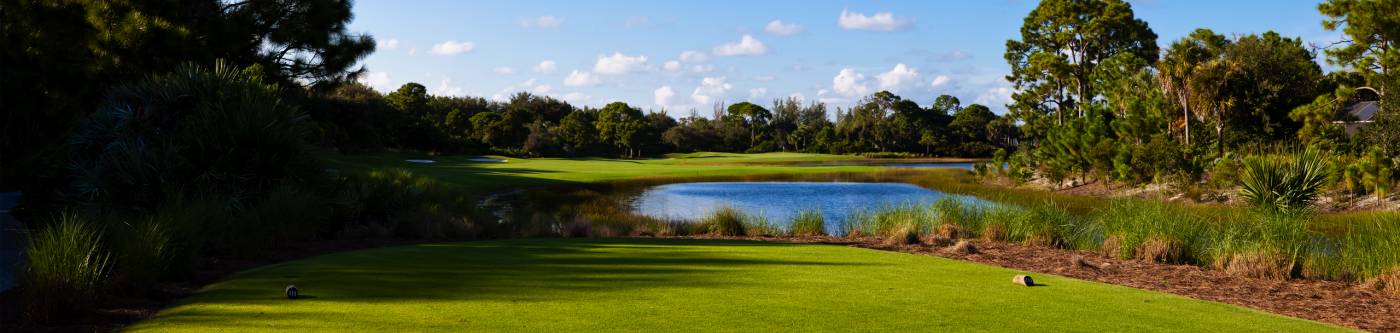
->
[
  {"left": 67, "top": 61, "right": 316, "bottom": 212},
  {"left": 1238, "top": 146, "right": 1330, "bottom": 213}
]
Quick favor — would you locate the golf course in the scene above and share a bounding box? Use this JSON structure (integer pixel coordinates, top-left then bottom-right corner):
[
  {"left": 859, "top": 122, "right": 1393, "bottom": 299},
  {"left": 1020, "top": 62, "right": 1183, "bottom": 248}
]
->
[
  {"left": 7, "top": 0, "right": 1399, "bottom": 331},
  {"left": 127, "top": 238, "right": 1345, "bottom": 332}
]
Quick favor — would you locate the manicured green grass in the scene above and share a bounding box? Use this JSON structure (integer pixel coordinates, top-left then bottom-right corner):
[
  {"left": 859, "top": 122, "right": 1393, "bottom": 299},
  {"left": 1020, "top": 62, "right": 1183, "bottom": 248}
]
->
[
  {"left": 128, "top": 238, "right": 1346, "bottom": 332},
  {"left": 324, "top": 152, "right": 875, "bottom": 194}
]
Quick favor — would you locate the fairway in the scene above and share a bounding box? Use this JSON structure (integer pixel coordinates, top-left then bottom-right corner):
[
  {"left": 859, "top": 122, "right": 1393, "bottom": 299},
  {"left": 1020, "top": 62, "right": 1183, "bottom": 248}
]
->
[
  {"left": 325, "top": 152, "right": 879, "bottom": 193},
  {"left": 128, "top": 238, "right": 1345, "bottom": 332}
]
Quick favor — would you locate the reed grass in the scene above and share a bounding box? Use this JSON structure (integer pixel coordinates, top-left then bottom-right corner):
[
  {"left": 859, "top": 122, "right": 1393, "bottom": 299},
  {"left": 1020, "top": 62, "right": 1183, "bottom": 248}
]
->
[
  {"left": 788, "top": 209, "right": 826, "bottom": 237},
  {"left": 21, "top": 212, "right": 111, "bottom": 323}
]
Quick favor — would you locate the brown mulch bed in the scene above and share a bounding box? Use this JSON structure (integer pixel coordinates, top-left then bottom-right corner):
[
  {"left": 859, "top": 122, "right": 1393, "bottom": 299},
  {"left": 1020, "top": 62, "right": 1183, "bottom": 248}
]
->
[{"left": 724, "top": 235, "right": 1398, "bottom": 332}]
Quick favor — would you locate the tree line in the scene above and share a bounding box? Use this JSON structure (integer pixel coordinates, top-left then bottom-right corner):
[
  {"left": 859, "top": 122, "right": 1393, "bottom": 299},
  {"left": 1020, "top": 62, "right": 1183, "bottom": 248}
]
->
[
  {"left": 312, "top": 84, "right": 1017, "bottom": 158},
  {"left": 994, "top": 0, "right": 1398, "bottom": 197}
]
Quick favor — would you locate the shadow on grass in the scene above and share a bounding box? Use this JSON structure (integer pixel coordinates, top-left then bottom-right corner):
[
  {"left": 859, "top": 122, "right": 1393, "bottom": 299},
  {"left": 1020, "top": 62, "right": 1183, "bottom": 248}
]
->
[{"left": 169, "top": 238, "right": 863, "bottom": 306}]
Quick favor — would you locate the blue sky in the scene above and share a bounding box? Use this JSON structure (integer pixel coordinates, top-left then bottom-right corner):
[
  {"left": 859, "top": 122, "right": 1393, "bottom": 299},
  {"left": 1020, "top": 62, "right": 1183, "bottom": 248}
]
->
[{"left": 348, "top": 0, "right": 1340, "bottom": 115}]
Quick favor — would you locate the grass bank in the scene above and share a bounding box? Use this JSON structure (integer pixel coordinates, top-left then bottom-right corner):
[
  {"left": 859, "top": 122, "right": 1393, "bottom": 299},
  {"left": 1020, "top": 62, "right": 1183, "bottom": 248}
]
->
[{"left": 128, "top": 238, "right": 1345, "bottom": 332}]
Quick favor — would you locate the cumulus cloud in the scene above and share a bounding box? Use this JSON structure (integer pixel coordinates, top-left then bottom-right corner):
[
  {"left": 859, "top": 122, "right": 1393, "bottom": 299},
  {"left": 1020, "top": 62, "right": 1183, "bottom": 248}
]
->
[
  {"left": 562, "top": 92, "right": 591, "bottom": 105},
  {"left": 712, "top": 34, "right": 767, "bottom": 56},
  {"left": 749, "top": 87, "right": 768, "bottom": 99},
  {"left": 876, "top": 63, "right": 920, "bottom": 91},
  {"left": 832, "top": 68, "right": 869, "bottom": 97},
  {"left": 930, "top": 75, "right": 952, "bottom": 88},
  {"left": 976, "top": 86, "right": 1015, "bottom": 108},
  {"left": 689, "top": 64, "right": 716, "bottom": 73},
  {"left": 691, "top": 76, "right": 732, "bottom": 105},
  {"left": 519, "top": 15, "right": 563, "bottom": 28},
  {"left": 381, "top": 38, "right": 400, "bottom": 50},
  {"left": 679, "top": 50, "right": 709, "bottom": 62},
  {"left": 837, "top": 9, "right": 912, "bottom": 31},
  {"left": 655, "top": 86, "right": 676, "bottom": 107},
  {"left": 564, "top": 70, "right": 600, "bottom": 87},
  {"left": 788, "top": 92, "right": 806, "bottom": 102},
  {"left": 357, "top": 71, "right": 391, "bottom": 91},
  {"left": 765, "top": 20, "right": 802, "bottom": 36},
  {"left": 593, "top": 52, "right": 649, "bottom": 75},
  {"left": 430, "top": 40, "right": 475, "bottom": 55},
  {"left": 663, "top": 60, "right": 682, "bottom": 73},
  {"left": 534, "top": 60, "right": 557, "bottom": 74},
  {"left": 494, "top": 67, "right": 515, "bottom": 74},
  {"left": 432, "top": 77, "right": 465, "bottom": 96}
]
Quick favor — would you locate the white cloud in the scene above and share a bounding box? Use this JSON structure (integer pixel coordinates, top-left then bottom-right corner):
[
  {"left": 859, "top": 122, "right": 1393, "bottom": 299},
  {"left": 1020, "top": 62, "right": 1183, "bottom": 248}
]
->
[
  {"left": 690, "top": 64, "right": 716, "bottom": 73},
  {"left": 712, "top": 34, "right": 767, "bottom": 56},
  {"left": 563, "top": 70, "right": 600, "bottom": 87},
  {"left": 432, "top": 77, "right": 464, "bottom": 96},
  {"left": 838, "top": 9, "right": 912, "bottom": 32},
  {"left": 381, "top": 38, "right": 400, "bottom": 50},
  {"left": 877, "top": 63, "right": 920, "bottom": 91},
  {"left": 976, "top": 86, "right": 1015, "bottom": 108},
  {"left": 789, "top": 92, "right": 806, "bottom": 102},
  {"left": 519, "top": 15, "right": 563, "bottom": 28},
  {"left": 494, "top": 67, "right": 515, "bottom": 74},
  {"left": 534, "top": 60, "right": 557, "bottom": 74},
  {"left": 765, "top": 20, "right": 802, "bottom": 36},
  {"left": 357, "top": 71, "right": 391, "bottom": 91},
  {"left": 930, "top": 75, "right": 952, "bottom": 88},
  {"left": 663, "top": 60, "right": 682, "bottom": 73},
  {"left": 593, "top": 52, "right": 649, "bottom": 75},
  {"left": 817, "top": 88, "right": 849, "bottom": 105},
  {"left": 691, "top": 76, "right": 732, "bottom": 105},
  {"left": 520, "top": 78, "right": 552, "bottom": 94},
  {"left": 563, "top": 92, "right": 591, "bottom": 105},
  {"left": 750, "top": 87, "right": 768, "bottom": 99},
  {"left": 938, "top": 50, "right": 970, "bottom": 61},
  {"left": 832, "top": 68, "right": 869, "bottom": 97},
  {"left": 680, "top": 50, "right": 709, "bottom": 62},
  {"left": 430, "top": 40, "right": 475, "bottom": 55},
  {"left": 655, "top": 86, "right": 676, "bottom": 107}
]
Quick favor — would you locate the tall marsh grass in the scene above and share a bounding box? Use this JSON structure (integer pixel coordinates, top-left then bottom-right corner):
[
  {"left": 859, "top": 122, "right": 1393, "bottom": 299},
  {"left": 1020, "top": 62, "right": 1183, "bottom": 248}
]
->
[
  {"left": 21, "top": 213, "right": 111, "bottom": 322},
  {"left": 788, "top": 209, "right": 826, "bottom": 236}
]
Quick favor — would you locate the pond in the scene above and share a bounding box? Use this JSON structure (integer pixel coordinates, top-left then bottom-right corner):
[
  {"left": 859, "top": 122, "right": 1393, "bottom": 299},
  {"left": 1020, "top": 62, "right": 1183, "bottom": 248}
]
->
[
  {"left": 631, "top": 182, "right": 990, "bottom": 234},
  {"left": 799, "top": 161, "right": 979, "bottom": 169}
]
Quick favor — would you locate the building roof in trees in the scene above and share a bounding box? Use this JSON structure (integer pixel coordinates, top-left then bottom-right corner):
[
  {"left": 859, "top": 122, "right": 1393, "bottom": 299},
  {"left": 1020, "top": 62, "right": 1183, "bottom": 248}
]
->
[{"left": 1345, "top": 101, "right": 1379, "bottom": 122}]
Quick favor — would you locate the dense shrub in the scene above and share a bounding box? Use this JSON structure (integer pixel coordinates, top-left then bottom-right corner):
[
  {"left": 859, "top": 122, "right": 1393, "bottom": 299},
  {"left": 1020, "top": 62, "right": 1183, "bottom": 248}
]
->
[{"left": 67, "top": 61, "right": 317, "bottom": 212}]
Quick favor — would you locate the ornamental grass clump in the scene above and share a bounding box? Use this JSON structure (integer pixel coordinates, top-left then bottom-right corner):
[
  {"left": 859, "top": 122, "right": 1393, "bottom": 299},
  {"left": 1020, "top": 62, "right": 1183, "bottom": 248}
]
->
[
  {"left": 703, "top": 206, "right": 747, "bottom": 236},
  {"left": 22, "top": 213, "right": 111, "bottom": 323},
  {"left": 788, "top": 209, "right": 826, "bottom": 237},
  {"left": 1093, "top": 200, "right": 1207, "bottom": 264}
]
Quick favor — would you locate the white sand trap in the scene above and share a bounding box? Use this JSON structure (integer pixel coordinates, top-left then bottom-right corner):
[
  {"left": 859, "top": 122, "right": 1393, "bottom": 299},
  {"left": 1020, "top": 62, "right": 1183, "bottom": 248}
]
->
[
  {"left": 468, "top": 157, "right": 507, "bottom": 163},
  {"left": 404, "top": 159, "right": 436, "bottom": 164}
]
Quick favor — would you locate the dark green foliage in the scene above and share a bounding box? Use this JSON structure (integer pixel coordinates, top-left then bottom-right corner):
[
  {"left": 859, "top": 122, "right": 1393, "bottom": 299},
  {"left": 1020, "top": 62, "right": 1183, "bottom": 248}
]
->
[{"left": 68, "top": 61, "right": 317, "bottom": 211}]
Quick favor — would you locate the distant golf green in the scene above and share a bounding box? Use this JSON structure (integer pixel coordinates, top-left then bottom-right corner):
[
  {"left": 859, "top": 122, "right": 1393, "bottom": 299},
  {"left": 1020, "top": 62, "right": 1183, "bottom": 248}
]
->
[
  {"left": 128, "top": 238, "right": 1346, "bottom": 332},
  {"left": 325, "top": 152, "right": 879, "bottom": 193}
]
